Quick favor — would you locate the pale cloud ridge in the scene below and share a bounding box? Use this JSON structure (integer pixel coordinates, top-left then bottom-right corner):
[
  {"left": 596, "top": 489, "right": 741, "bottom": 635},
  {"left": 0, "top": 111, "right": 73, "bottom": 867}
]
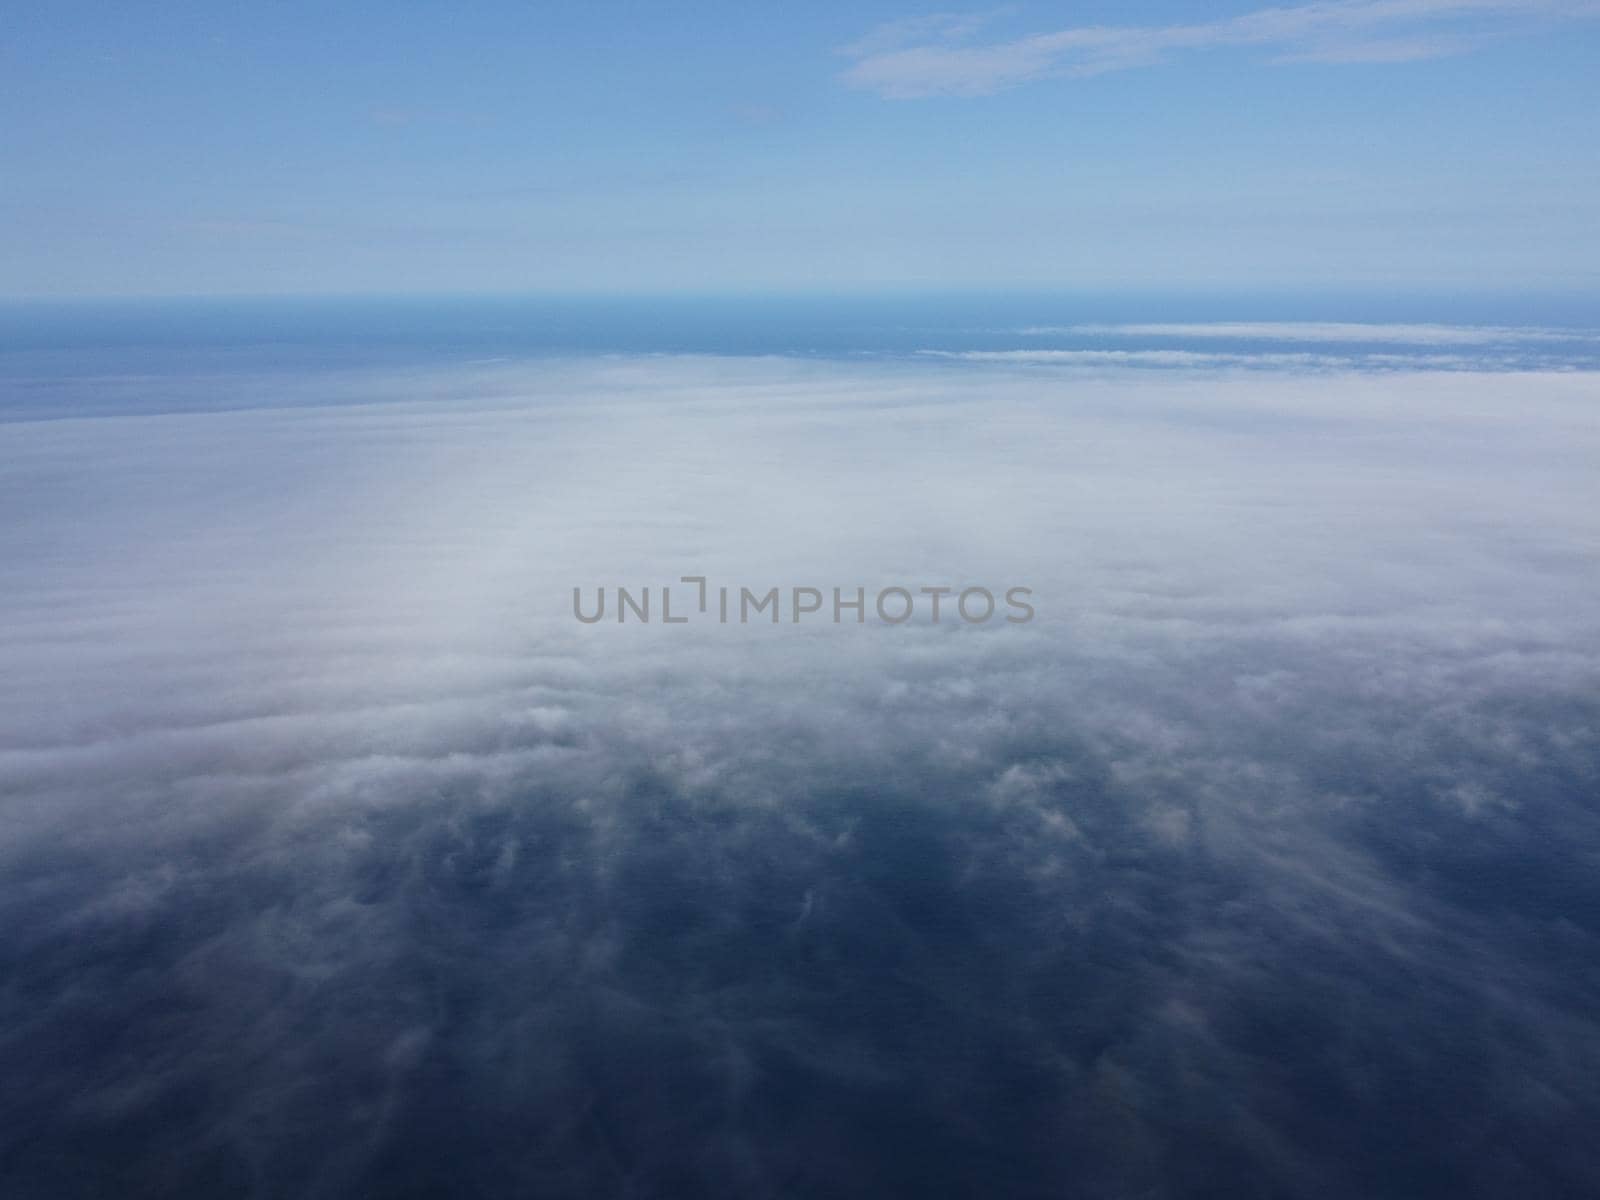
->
[
  {"left": 1024, "top": 321, "right": 1600, "bottom": 344},
  {"left": 840, "top": 0, "right": 1600, "bottom": 97}
]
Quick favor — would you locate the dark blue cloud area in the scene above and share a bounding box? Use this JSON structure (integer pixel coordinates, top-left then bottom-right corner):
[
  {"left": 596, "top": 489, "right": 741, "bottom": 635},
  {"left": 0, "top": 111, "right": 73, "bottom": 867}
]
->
[{"left": 1, "top": 344, "right": 1598, "bottom": 1198}]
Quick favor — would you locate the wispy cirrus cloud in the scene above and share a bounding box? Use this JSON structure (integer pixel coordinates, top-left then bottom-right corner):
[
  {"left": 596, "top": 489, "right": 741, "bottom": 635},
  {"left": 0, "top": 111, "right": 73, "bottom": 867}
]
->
[
  {"left": 840, "top": 0, "right": 1600, "bottom": 97},
  {"left": 834, "top": 10, "right": 1004, "bottom": 58}
]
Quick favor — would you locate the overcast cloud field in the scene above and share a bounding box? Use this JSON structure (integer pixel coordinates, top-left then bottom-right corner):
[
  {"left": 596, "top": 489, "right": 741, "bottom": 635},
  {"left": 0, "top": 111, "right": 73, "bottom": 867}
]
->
[{"left": 2, "top": 307, "right": 1598, "bottom": 1197}]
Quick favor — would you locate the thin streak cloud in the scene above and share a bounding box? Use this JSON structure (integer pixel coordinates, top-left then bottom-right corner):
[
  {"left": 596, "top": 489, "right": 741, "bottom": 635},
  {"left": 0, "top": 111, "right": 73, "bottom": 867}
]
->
[
  {"left": 1020, "top": 322, "right": 1600, "bottom": 344},
  {"left": 840, "top": 0, "right": 1600, "bottom": 97}
]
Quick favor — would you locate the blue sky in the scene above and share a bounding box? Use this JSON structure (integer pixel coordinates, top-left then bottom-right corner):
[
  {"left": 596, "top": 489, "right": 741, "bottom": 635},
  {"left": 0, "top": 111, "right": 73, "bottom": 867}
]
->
[{"left": 2, "top": 0, "right": 1597, "bottom": 296}]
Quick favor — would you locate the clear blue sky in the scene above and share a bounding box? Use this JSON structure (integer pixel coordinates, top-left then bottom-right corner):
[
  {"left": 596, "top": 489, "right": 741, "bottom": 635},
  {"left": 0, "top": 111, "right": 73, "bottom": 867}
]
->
[{"left": 3, "top": 1, "right": 1597, "bottom": 296}]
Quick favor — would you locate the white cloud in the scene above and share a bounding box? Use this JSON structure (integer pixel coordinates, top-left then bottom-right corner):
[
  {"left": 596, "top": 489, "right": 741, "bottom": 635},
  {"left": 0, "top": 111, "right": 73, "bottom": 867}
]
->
[
  {"left": 1018, "top": 321, "right": 1600, "bottom": 345},
  {"left": 834, "top": 10, "right": 1001, "bottom": 58},
  {"left": 840, "top": 0, "right": 1600, "bottom": 97},
  {"left": 5, "top": 352, "right": 1600, "bottom": 1191}
]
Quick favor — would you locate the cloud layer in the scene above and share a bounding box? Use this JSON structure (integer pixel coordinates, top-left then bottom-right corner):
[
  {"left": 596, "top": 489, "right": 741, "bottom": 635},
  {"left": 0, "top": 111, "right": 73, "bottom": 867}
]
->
[{"left": 2, "top": 352, "right": 1599, "bottom": 1196}]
